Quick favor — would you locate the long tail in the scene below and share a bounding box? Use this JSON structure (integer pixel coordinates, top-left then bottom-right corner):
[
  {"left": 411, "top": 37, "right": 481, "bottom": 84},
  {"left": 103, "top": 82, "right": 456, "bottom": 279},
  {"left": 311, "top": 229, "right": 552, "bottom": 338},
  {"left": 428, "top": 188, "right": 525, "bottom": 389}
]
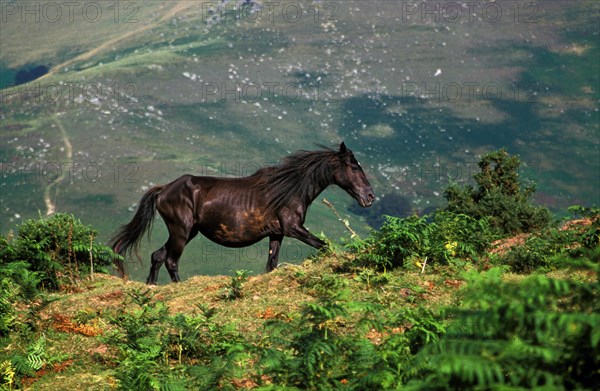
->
[{"left": 109, "top": 185, "right": 163, "bottom": 278}]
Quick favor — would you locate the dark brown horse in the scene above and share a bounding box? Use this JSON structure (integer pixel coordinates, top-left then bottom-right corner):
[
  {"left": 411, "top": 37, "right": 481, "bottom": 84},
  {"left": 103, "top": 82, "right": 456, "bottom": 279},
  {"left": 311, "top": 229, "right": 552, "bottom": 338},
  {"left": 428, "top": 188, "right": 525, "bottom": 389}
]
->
[{"left": 109, "top": 142, "right": 374, "bottom": 284}]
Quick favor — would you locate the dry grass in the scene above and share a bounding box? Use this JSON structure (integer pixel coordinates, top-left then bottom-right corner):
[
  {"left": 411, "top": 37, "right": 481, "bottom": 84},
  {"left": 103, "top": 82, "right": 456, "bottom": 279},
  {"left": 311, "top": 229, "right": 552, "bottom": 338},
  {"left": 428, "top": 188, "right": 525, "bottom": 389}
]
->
[{"left": 22, "top": 239, "right": 596, "bottom": 390}]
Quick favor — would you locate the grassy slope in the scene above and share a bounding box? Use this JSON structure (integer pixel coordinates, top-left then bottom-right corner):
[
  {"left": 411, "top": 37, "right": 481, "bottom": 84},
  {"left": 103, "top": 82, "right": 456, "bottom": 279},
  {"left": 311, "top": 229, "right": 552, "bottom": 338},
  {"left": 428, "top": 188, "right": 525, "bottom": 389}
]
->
[
  {"left": 10, "top": 247, "right": 594, "bottom": 390},
  {"left": 11, "top": 256, "right": 449, "bottom": 389}
]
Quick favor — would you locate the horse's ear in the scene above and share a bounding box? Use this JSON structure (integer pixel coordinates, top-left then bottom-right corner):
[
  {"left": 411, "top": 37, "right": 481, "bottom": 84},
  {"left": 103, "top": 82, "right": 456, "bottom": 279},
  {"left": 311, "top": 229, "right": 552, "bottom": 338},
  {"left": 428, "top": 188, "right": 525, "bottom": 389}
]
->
[{"left": 339, "top": 142, "right": 347, "bottom": 154}]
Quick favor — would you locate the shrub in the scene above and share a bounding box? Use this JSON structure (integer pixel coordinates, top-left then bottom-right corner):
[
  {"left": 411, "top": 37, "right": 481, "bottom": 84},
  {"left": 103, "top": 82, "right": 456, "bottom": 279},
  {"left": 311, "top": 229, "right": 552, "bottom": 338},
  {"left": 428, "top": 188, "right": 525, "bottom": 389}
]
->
[
  {"left": 497, "top": 207, "right": 600, "bottom": 273},
  {"left": 0, "top": 213, "right": 119, "bottom": 290},
  {"left": 567, "top": 205, "right": 600, "bottom": 249},
  {"left": 2, "top": 335, "right": 70, "bottom": 389},
  {"left": 0, "top": 261, "right": 44, "bottom": 337},
  {"left": 445, "top": 148, "right": 551, "bottom": 235},
  {"left": 349, "top": 211, "right": 494, "bottom": 271},
  {"left": 499, "top": 231, "right": 566, "bottom": 273},
  {"left": 430, "top": 211, "right": 494, "bottom": 266},
  {"left": 261, "top": 293, "right": 351, "bottom": 389}
]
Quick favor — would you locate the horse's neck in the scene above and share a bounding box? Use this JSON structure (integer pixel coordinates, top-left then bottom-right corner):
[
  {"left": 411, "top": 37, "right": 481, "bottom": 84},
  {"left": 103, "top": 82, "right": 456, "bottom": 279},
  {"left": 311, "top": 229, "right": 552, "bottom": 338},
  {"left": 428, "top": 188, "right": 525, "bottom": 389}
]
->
[{"left": 301, "top": 180, "right": 332, "bottom": 208}]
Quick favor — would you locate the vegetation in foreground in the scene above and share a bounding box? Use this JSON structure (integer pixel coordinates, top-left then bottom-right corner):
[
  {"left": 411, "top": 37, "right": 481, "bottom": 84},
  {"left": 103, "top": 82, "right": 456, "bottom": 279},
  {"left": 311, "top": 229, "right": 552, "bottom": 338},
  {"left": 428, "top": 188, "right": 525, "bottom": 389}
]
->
[{"left": 1, "top": 150, "right": 599, "bottom": 390}]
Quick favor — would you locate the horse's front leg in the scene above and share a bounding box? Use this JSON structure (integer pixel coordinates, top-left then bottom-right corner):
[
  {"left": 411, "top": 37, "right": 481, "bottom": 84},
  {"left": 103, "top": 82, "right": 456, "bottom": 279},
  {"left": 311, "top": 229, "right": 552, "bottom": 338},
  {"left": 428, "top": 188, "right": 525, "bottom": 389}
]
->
[
  {"left": 266, "top": 234, "right": 284, "bottom": 272},
  {"left": 287, "top": 224, "right": 326, "bottom": 250}
]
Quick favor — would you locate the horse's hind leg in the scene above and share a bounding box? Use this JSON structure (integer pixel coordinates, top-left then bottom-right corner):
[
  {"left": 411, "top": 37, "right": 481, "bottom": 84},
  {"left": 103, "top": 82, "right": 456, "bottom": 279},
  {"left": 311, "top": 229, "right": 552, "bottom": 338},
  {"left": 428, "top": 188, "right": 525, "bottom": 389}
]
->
[
  {"left": 158, "top": 237, "right": 182, "bottom": 283},
  {"left": 146, "top": 230, "right": 191, "bottom": 284},
  {"left": 162, "top": 225, "right": 197, "bottom": 283},
  {"left": 147, "top": 246, "right": 167, "bottom": 285}
]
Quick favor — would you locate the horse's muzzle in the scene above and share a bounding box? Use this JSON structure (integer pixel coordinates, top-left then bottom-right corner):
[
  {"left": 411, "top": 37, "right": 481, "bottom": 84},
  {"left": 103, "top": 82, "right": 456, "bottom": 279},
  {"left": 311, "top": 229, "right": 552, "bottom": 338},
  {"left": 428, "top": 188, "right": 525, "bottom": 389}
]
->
[{"left": 359, "top": 190, "right": 375, "bottom": 207}]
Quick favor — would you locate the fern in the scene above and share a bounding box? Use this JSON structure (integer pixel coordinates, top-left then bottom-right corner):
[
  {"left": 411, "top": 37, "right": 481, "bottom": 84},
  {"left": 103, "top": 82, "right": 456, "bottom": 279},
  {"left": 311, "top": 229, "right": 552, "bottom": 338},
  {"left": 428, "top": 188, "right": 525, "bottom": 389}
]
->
[
  {"left": 0, "top": 360, "right": 16, "bottom": 390},
  {"left": 411, "top": 258, "right": 600, "bottom": 390},
  {"left": 105, "top": 288, "right": 249, "bottom": 390},
  {"left": 259, "top": 288, "right": 446, "bottom": 390},
  {"left": 259, "top": 292, "right": 351, "bottom": 388},
  {"left": 0, "top": 260, "right": 50, "bottom": 337},
  {"left": 349, "top": 211, "right": 495, "bottom": 270},
  {"left": 5, "top": 334, "right": 70, "bottom": 388},
  {"left": 0, "top": 278, "right": 18, "bottom": 337},
  {"left": 220, "top": 270, "right": 250, "bottom": 301},
  {"left": 9, "top": 355, "right": 33, "bottom": 379}
]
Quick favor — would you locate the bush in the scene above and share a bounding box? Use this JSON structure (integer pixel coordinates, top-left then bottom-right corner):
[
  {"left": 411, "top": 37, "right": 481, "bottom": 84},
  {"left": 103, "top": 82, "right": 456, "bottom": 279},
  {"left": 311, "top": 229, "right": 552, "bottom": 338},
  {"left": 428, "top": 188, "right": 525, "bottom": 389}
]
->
[
  {"left": 567, "top": 205, "right": 600, "bottom": 250},
  {"left": 496, "top": 207, "right": 600, "bottom": 273},
  {"left": 445, "top": 149, "right": 551, "bottom": 235},
  {"left": 349, "top": 211, "right": 494, "bottom": 271},
  {"left": 220, "top": 270, "right": 250, "bottom": 301},
  {"left": 349, "top": 214, "right": 433, "bottom": 270},
  {"left": 499, "top": 234, "right": 559, "bottom": 273},
  {"left": 430, "top": 211, "right": 494, "bottom": 265},
  {"left": 349, "top": 149, "right": 556, "bottom": 271},
  {"left": 0, "top": 213, "right": 119, "bottom": 290}
]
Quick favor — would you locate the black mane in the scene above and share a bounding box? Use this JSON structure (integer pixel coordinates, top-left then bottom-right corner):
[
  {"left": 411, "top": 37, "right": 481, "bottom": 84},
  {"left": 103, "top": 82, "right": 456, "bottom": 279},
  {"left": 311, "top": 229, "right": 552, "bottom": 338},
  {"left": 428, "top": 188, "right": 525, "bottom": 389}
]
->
[{"left": 253, "top": 147, "right": 339, "bottom": 213}]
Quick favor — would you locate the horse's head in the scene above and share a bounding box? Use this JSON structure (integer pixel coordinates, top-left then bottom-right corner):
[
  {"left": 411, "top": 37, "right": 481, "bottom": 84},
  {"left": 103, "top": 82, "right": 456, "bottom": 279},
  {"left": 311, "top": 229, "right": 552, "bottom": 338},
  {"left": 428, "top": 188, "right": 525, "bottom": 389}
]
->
[{"left": 333, "top": 142, "right": 375, "bottom": 207}]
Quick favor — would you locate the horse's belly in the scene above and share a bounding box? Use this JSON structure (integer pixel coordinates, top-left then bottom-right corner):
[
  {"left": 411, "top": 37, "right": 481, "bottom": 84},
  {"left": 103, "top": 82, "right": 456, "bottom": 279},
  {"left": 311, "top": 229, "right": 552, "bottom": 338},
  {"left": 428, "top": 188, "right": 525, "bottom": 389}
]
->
[
  {"left": 202, "top": 232, "right": 264, "bottom": 248},
  {"left": 198, "top": 208, "right": 278, "bottom": 247},
  {"left": 201, "top": 224, "right": 266, "bottom": 247}
]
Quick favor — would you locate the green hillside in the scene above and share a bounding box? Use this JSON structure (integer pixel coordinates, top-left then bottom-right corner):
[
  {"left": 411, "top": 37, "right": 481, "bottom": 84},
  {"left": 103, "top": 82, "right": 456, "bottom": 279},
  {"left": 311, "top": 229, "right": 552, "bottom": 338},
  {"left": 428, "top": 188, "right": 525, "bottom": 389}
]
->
[
  {"left": 1, "top": 206, "right": 598, "bottom": 389},
  {"left": 1, "top": 147, "right": 599, "bottom": 389}
]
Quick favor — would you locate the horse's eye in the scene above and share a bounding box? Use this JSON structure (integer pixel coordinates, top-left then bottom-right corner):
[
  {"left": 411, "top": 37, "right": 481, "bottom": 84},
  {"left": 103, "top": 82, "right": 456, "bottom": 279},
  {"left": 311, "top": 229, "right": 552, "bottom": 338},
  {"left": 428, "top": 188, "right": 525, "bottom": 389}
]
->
[{"left": 351, "top": 166, "right": 359, "bottom": 172}]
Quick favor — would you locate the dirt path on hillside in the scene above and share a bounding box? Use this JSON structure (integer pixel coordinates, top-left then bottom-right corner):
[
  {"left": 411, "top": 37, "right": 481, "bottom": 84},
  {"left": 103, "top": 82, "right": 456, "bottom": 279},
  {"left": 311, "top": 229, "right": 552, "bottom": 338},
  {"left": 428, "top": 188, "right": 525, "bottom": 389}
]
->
[
  {"left": 44, "top": 117, "right": 72, "bottom": 216},
  {"left": 39, "top": 1, "right": 195, "bottom": 80},
  {"left": 38, "top": 2, "right": 195, "bottom": 214}
]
